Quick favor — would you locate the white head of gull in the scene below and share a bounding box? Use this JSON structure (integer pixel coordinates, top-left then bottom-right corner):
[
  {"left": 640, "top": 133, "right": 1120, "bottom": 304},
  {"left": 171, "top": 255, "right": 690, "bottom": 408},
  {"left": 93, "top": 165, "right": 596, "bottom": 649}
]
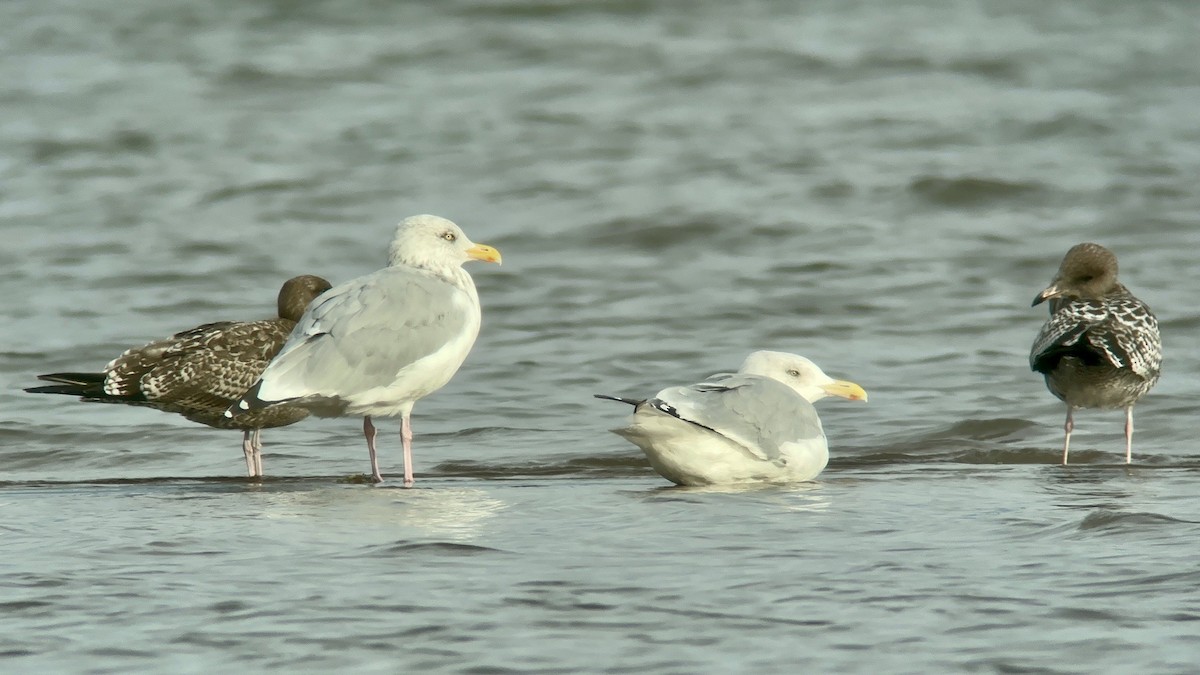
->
[
  {"left": 595, "top": 350, "right": 867, "bottom": 486},
  {"left": 1030, "top": 242, "right": 1161, "bottom": 465},
  {"left": 227, "top": 215, "right": 502, "bottom": 486}
]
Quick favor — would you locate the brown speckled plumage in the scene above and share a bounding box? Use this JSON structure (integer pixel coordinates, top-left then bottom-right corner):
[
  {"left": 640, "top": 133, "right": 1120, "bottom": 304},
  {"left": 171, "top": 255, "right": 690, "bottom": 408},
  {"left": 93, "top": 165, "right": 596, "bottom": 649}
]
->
[
  {"left": 26, "top": 275, "right": 332, "bottom": 477},
  {"left": 1030, "top": 243, "right": 1161, "bottom": 465}
]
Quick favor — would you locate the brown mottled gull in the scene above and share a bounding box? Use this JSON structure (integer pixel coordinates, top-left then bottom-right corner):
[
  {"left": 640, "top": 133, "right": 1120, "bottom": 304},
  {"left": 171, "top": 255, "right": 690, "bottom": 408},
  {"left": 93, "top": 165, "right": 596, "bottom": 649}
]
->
[
  {"left": 226, "top": 215, "right": 502, "bottom": 487},
  {"left": 595, "top": 351, "right": 867, "bottom": 486},
  {"left": 1030, "top": 243, "right": 1162, "bottom": 465},
  {"left": 26, "top": 274, "right": 332, "bottom": 477}
]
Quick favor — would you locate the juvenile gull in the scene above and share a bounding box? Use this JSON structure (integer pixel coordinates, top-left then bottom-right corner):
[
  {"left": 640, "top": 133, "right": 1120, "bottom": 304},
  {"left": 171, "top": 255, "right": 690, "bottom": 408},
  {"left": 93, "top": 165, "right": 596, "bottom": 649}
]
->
[
  {"left": 26, "top": 274, "right": 333, "bottom": 477},
  {"left": 1030, "top": 242, "right": 1162, "bottom": 465},
  {"left": 595, "top": 351, "right": 867, "bottom": 486},
  {"left": 226, "top": 215, "right": 501, "bottom": 486}
]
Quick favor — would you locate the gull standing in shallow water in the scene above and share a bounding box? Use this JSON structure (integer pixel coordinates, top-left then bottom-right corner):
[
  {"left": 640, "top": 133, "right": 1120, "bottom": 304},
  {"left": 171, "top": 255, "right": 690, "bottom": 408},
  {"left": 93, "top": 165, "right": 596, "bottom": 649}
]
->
[
  {"left": 595, "top": 351, "right": 867, "bottom": 486},
  {"left": 1030, "top": 242, "right": 1162, "bottom": 465},
  {"left": 26, "top": 275, "right": 333, "bottom": 477},
  {"left": 226, "top": 215, "right": 501, "bottom": 486}
]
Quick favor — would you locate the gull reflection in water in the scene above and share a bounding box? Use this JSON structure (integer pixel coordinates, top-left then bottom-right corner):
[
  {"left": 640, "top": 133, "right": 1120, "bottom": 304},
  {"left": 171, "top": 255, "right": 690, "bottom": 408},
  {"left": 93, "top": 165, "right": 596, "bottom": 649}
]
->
[
  {"left": 256, "top": 485, "right": 507, "bottom": 541},
  {"left": 642, "top": 480, "right": 832, "bottom": 513},
  {"left": 385, "top": 487, "right": 508, "bottom": 540}
]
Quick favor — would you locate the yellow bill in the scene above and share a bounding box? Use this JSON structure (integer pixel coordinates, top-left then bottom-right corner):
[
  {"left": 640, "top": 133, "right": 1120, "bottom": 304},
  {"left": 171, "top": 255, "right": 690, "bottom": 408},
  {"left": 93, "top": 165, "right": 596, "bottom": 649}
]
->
[
  {"left": 821, "top": 379, "right": 868, "bottom": 402},
  {"left": 466, "top": 243, "right": 502, "bottom": 265}
]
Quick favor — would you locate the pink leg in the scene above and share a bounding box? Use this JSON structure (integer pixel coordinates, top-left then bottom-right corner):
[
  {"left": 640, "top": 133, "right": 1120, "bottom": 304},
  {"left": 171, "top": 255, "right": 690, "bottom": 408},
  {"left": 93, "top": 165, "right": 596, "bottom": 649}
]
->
[
  {"left": 1061, "top": 407, "right": 1074, "bottom": 466},
  {"left": 251, "top": 429, "right": 264, "bottom": 477},
  {"left": 363, "top": 416, "right": 384, "bottom": 483},
  {"left": 401, "top": 413, "right": 414, "bottom": 487},
  {"left": 1124, "top": 406, "right": 1134, "bottom": 465},
  {"left": 242, "top": 430, "right": 256, "bottom": 477}
]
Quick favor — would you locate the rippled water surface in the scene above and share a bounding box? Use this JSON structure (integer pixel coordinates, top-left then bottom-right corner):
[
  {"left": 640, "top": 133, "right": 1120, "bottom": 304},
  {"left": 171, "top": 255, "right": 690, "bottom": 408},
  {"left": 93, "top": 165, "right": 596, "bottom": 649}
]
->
[{"left": 4, "top": 1, "right": 1200, "bottom": 672}]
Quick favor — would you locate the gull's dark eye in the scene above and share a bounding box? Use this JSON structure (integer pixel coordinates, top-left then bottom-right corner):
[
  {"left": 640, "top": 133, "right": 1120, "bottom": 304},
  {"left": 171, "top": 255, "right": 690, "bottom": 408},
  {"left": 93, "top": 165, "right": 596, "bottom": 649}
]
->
[
  {"left": 787, "top": 369, "right": 801, "bottom": 377},
  {"left": 442, "top": 231, "right": 457, "bottom": 242}
]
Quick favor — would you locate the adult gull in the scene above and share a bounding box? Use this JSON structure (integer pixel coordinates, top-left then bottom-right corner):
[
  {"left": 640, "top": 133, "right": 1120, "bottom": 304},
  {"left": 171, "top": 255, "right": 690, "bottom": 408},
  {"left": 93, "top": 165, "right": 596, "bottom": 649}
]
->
[
  {"left": 226, "top": 215, "right": 501, "bottom": 486},
  {"left": 1030, "top": 242, "right": 1161, "bottom": 465},
  {"left": 595, "top": 351, "right": 867, "bottom": 486},
  {"left": 26, "top": 274, "right": 332, "bottom": 477}
]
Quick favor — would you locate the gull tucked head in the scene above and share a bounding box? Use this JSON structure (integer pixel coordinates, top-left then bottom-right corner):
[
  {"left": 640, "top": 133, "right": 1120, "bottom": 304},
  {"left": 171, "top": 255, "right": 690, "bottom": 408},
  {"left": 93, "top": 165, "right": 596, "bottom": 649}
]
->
[
  {"left": 1032, "top": 242, "right": 1118, "bottom": 307},
  {"left": 388, "top": 214, "right": 503, "bottom": 271},
  {"left": 738, "top": 350, "right": 868, "bottom": 403},
  {"left": 277, "top": 274, "right": 333, "bottom": 323}
]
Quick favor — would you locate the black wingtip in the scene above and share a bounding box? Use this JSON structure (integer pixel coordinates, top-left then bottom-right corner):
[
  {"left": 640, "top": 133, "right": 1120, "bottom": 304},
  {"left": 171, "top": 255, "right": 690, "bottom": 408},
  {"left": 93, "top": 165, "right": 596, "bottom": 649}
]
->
[
  {"left": 226, "top": 381, "right": 267, "bottom": 419},
  {"left": 37, "top": 372, "right": 106, "bottom": 385},
  {"left": 25, "top": 384, "right": 82, "bottom": 396},
  {"left": 25, "top": 372, "right": 109, "bottom": 398},
  {"left": 594, "top": 394, "right": 642, "bottom": 407}
]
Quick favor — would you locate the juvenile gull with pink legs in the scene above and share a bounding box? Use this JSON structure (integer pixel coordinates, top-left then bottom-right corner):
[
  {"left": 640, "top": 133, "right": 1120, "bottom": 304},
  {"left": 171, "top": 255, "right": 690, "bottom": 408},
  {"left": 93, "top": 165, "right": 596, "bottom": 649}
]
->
[
  {"left": 26, "top": 274, "right": 332, "bottom": 478},
  {"left": 1030, "top": 242, "right": 1162, "bottom": 465},
  {"left": 226, "top": 215, "right": 501, "bottom": 486}
]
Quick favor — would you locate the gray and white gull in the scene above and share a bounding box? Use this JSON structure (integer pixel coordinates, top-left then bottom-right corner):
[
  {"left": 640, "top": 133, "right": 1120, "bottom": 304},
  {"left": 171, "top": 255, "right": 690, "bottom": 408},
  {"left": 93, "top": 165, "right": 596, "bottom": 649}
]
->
[
  {"left": 226, "top": 215, "right": 501, "bottom": 486},
  {"left": 26, "top": 274, "right": 332, "bottom": 477},
  {"left": 1030, "top": 242, "right": 1161, "bottom": 465},
  {"left": 596, "top": 351, "right": 867, "bottom": 486}
]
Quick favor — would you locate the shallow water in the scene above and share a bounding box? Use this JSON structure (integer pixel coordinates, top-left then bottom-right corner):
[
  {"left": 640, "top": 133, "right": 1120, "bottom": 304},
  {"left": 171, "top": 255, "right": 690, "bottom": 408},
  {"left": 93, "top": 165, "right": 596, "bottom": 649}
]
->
[{"left": 4, "top": 1, "right": 1200, "bottom": 672}]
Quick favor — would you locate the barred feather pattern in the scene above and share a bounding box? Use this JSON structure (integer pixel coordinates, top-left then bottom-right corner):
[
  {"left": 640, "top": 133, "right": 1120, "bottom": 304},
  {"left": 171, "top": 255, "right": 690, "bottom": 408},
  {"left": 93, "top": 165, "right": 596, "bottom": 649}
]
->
[
  {"left": 101, "top": 319, "right": 312, "bottom": 430},
  {"left": 1030, "top": 285, "right": 1161, "bottom": 408},
  {"left": 32, "top": 275, "right": 333, "bottom": 432}
]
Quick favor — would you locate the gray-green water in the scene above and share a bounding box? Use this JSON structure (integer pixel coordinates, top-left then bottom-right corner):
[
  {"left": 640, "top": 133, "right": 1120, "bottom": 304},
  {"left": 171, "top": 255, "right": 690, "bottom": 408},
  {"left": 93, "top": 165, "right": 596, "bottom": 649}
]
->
[{"left": 4, "top": 1, "right": 1200, "bottom": 672}]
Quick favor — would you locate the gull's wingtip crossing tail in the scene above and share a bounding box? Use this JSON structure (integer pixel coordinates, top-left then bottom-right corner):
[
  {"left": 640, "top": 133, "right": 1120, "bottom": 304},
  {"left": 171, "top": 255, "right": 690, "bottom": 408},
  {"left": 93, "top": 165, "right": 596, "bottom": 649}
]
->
[
  {"left": 226, "top": 381, "right": 268, "bottom": 419},
  {"left": 594, "top": 394, "right": 643, "bottom": 406}
]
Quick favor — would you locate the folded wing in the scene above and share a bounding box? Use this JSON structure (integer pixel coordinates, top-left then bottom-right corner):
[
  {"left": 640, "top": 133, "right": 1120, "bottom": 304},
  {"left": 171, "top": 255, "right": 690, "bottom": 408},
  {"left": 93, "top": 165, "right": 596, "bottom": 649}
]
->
[
  {"left": 254, "top": 267, "right": 472, "bottom": 404},
  {"left": 649, "top": 373, "right": 825, "bottom": 463}
]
